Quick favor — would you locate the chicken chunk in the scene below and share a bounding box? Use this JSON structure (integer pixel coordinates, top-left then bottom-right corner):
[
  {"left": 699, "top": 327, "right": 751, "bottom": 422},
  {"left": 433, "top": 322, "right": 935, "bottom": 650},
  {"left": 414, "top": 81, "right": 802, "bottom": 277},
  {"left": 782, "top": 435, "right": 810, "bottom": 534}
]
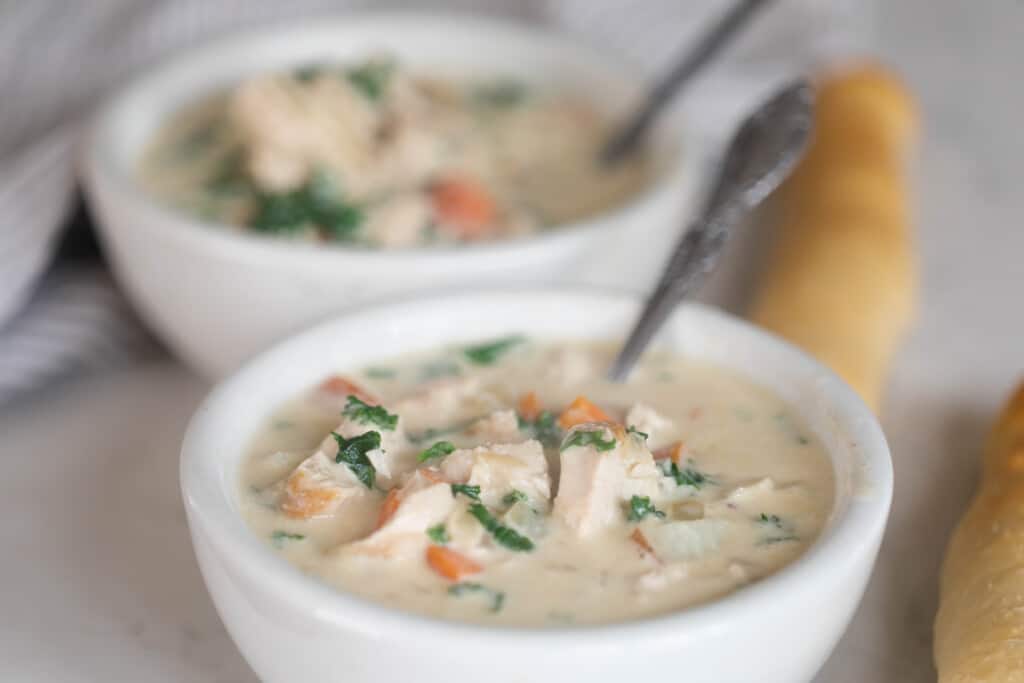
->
[
  {"left": 279, "top": 450, "right": 369, "bottom": 520},
  {"left": 341, "top": 482, "right": 455, "bottom": 559},
  {"left": 625, "top": 403, "right": 676, "bottom": 448},
  {"left": 393, "top": 376, "right": 500, "bottom": 434},
  {"left": 230, "top": 75, "right": 379, "bottom": 193},
  {"left": 440, "top": 440, "right": 551, "bottom": 510},
  {"left": 553, "top": 423, "right": 660, "bottom": 537},
  {"left": 465, "top": 409, "right": 522, "bottom": 444},
  {"left": 537, "top": 345, "right": 596, "bottom": 385},
  {"left": 638, "top": 518, "right": 730, "bottom": 562}
]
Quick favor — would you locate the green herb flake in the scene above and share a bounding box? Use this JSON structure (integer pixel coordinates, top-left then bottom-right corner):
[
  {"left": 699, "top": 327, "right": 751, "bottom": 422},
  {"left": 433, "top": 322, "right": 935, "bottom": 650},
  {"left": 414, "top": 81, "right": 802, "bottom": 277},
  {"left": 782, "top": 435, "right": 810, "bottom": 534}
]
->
[
  {"left": 331, "top": 430, "right": 381, "bottom": 489},
  {"left": 627, "top": 495, "right": 666, "bottom": 522},
  {"left": 626, "top": 425, "right": 649, "bottom": 441},
  {"left": 451, "top": 483, "right": 482, "bottom": 501},
  {"left": 472, "top": 80, "right": 527, "bottom": 108},
  {"left": 561, "top": 427, "right": 617, "bottom": 452},
  {"left": 346, "top": 59, "right": 394, "bottom": 100},
  {"left": 270, "top": 530, "right": 305, "bottom": 548},
  {"left": 294, "top": 64, "right": 325, "bottom": 82},
  {"left": 250, "top": 170, "right": 363, "bottom": 239},
  {"left": 448, "top": 582, "right": 506, "bottom": 613},
  {"left": 660, "top": 459, "right": 714, "bottom": 489},
  {"left": 342, "top": 395, "right": 398, "bottom": 431},
  {"left": 468, "top": 502, "right": 534, "bottom": 552},
  {"left": 759, "top": 535, "right": 799, "bottom": 546},
  {"left": 520, "top": 410, "right": 562, "bottom": 449},
  {"left": 418, "top": 440, "right": 456, "bottom": 463},
  {"left": 427, "top": 523, "right": 449, "bottom": 544},
  {"left": 364, "top": 366, "right": 396, "bottom": 379},
  {"left": 462, "top": 336, "right": 525, "bottom": 366},
  {"left": 758, "top": 513, "right": 783, "bottom": 529},
  {"left": 418, "top": 359, "right": 462, "bottom": 381},
  {"left": 502, "top": 489, "right": 529, "bottom": 507}
]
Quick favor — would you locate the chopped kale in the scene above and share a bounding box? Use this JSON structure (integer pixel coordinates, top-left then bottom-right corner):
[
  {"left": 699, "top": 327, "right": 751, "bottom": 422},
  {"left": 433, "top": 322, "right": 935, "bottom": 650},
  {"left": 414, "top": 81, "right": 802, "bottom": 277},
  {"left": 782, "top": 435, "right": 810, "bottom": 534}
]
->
[
  {"left": 627, "top": 495, "right": 666, "bottom": 522},
  {"left": 418, "top": 359, "right": 462, "bottom": 381},
  {"left": 519, "top": 410, "right": 562, "bottom": 449},
  {"left": 472, "top": 80, "right": 527, "bottom": 108},
  {"left": 462, "top": 336, "right": 525, "bottom": 365},
  {"left": 418, "top": 440, "right": 456, "bottom": 463},
  {"left": 427, "top": 523, "right": 449, "bottom": 544},
  {"left": 270, "top": 530, "right": 305, "bottom": 548},
  {"left": 250, "top": 170, "right": 363, "bottom": 239},
  {"left": 660, "top": 459, "right": 714, "bottom": 489},
  {"left": 346, "top": 59, "right": 394, "bottom": 100},
  {"left": 626, "top": 425, "right": 649, "bottom": 441},
  {"left": 294, "top": 64, "right": 325, "bottom": 82},
  {"left": 502, "top": 489, "right": 529, "bottom": 507},
  {"left": 342, "top": 395, "right": 398, "bottom": 431},
  {"left": 759, "top": 535, "right": 799, "bottom": 546},
  {"left": 561, "top": 427, "right": 616, "bottom": 452},
  {"left": 331, "top": 430, "right": 380, "bottom": 488},
  {"left": 448, "top": 582, "right": 506, "bottom": 613},
  {"left": 468, "top": 502, "right": 534, "bottom": 552},
  {"left": 451, "top": 483, "right": 481, "bottom": 501}
]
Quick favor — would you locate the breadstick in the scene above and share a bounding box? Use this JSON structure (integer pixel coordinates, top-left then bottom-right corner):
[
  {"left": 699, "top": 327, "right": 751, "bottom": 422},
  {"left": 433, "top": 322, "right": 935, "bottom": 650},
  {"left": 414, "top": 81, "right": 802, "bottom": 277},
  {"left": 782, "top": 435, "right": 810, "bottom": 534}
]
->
[
  {"left": 748, "top": 64, "right": 918, "bottom": 412},
  {"left": 935, "top": 382, "right": 1024, "bottom": 681}
]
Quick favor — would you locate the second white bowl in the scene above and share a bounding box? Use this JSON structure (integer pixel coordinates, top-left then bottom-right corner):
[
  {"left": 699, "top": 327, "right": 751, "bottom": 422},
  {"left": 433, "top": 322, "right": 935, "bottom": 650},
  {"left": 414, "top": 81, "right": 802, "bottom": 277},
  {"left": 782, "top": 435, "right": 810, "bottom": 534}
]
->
[{"left": 83, "top": 12, "right": 699, "bottom": 378}]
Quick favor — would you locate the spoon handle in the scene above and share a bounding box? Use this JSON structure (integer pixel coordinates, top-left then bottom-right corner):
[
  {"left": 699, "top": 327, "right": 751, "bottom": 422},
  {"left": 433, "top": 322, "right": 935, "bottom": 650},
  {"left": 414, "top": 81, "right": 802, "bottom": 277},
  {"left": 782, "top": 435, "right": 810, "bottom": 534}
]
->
[
  {"left": 606, "top": 208, "right": 739, "bottom": 382},
  {"left": 601, "top": 0, "right": 775, "bottom": 164}
]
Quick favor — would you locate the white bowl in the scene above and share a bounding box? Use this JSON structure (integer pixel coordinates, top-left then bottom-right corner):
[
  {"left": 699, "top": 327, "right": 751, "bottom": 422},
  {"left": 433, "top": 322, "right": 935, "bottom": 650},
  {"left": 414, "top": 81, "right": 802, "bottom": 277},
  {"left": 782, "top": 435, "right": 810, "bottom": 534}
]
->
[
  {"left": 181, "top": 289, "right": 893, "bottom": 683},
  {"left": 82, "top": 12, "right": 698, "bottom": 379}
]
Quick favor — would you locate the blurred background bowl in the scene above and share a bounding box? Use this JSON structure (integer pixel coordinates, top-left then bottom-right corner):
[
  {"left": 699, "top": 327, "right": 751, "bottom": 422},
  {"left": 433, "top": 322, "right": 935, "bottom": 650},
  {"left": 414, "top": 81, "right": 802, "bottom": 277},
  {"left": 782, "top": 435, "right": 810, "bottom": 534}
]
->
[{"left": 83, "top": 11, "right": 700, "bottom": 379}]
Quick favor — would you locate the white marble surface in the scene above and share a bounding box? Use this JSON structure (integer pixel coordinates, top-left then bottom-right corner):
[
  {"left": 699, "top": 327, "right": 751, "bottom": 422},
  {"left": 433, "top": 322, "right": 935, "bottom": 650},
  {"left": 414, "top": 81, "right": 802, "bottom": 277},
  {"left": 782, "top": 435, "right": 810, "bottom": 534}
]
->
[{"left": 3, "top": 1, "right": 1022, "bottom": 680}]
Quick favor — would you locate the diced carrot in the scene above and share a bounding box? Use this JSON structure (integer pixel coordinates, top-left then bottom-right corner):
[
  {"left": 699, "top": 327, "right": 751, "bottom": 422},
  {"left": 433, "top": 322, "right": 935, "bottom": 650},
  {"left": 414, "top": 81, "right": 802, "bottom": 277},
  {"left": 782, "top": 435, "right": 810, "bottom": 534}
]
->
[
  {"left": 653, "top": 441, "right": 686, "bottom": 464},
  {"left": 630, "top": 528, "right": 655, "bottom": 556},
  {"left": 430, "top": 176, "right": 497, "bottom": 238},
  {"left": 517, "top": 391, "right": 543, "bottom": 422},
  {"left": 280, "top": 471, "right": 342, "bottom": 519},
  {"left": 558, "top": 396, "right": 613, "bottom": 430},
  {"left": 319, "top": 375, "right": 376, "bottom": 403},
  {"left": 426, "top": 545, "right": 483, "bottom": 581},
  {"left": 376, "top": 489, "right": 402, "bottom": 529}
]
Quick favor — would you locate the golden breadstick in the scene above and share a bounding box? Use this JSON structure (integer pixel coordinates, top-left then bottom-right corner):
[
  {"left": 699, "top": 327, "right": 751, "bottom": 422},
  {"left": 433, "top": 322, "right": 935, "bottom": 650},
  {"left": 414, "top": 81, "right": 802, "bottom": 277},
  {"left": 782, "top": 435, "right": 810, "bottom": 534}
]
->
[
  {"left": 748, "top": 64, "right": 918, "bottom": 412},
  {"left": 935, "top": 383, "right": 1024, "bottom": 681}
]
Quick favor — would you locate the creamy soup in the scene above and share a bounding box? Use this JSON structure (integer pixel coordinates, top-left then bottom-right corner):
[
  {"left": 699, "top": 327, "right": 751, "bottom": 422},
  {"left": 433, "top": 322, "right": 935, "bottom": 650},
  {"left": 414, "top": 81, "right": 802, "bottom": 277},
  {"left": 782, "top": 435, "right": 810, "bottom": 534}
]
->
[
  {"left": 141, "top": 58, "right": 650, "bottom": 247},
  {"left": 240, "top": 338, "right": 834, "bottom": 626}
]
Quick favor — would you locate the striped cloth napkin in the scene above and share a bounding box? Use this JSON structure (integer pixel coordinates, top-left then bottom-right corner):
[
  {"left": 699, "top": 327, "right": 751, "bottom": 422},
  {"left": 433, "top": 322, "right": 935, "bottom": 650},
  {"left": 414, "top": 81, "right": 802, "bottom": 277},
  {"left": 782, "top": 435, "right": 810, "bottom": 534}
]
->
[{"left": 0, "top": 0, "right": 867, "bottom": 406}]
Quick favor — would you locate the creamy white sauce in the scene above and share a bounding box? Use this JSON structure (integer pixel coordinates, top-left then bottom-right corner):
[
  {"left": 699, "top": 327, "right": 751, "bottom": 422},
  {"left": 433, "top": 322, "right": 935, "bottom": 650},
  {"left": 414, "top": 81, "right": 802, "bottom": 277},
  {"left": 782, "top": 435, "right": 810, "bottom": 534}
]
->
[
  {"left": 240, "top": 340, "right": 834, "bottom": 626},
  {"left": 140, "top": 58, "right": 651, "bottom": 247}
]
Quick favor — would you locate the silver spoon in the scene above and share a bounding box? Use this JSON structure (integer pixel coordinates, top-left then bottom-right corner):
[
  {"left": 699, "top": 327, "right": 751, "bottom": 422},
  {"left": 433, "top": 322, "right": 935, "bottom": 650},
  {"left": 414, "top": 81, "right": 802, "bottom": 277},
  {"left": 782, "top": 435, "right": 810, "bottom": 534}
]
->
[
  {"left": 601, "top": 0, "right": 776, "bottom": 165},
  {"left": 607, "top": 79, "right": 814, "bottom": 382}
]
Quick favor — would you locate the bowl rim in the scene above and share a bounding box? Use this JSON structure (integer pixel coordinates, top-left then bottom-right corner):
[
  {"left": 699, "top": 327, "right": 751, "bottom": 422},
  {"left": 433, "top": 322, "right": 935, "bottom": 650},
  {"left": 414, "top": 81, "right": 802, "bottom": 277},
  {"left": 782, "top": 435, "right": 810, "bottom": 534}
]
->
[
  {"left": 180, "top": 287, "right": 893, "bottom": 647},
  {"left": 83, "top": 9, "right": 696, "bottom": 266}
]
